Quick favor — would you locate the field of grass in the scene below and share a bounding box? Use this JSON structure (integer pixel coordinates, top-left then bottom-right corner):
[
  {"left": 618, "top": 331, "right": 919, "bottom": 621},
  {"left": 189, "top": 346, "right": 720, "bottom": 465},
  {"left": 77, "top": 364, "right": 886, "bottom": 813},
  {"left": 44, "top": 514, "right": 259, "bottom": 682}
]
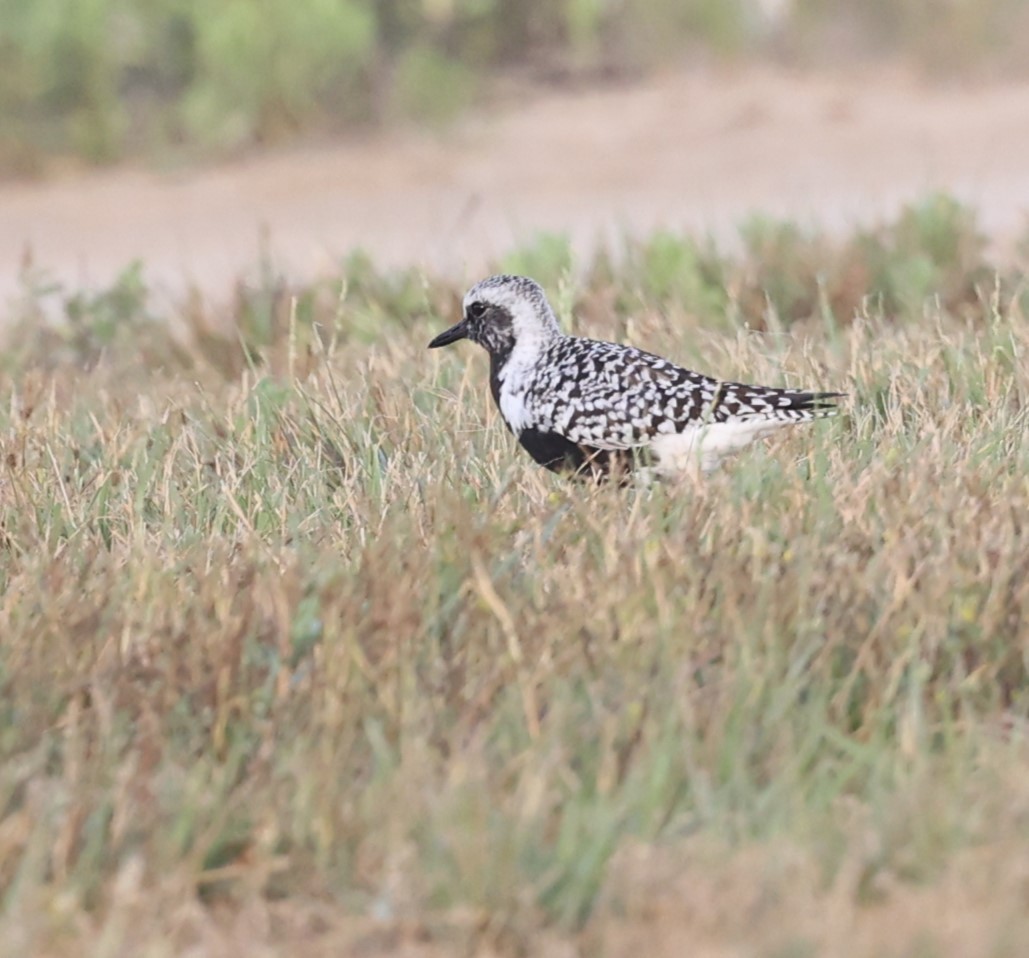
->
[{"left": 1, "top": 200, "right": 1027, "bottom": 956}]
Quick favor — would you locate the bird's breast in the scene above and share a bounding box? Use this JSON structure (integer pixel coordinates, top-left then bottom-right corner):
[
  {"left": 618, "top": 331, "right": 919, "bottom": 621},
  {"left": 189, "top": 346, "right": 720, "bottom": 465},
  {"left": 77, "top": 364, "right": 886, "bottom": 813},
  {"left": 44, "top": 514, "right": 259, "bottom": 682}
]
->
[
  {"left": 491, "top": 350, "right": 542, "bottom": 436},
  {"left": 498, "top": 381, "right": 532, "bottom": 434}
]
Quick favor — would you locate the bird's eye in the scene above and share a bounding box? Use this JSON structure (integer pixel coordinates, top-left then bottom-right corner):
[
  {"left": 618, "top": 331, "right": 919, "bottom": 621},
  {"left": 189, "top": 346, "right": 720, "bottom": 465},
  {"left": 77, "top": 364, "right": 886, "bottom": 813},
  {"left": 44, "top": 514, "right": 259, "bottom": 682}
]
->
[{"left": 467, "top": 301, "right": 487, "bottom": 320}]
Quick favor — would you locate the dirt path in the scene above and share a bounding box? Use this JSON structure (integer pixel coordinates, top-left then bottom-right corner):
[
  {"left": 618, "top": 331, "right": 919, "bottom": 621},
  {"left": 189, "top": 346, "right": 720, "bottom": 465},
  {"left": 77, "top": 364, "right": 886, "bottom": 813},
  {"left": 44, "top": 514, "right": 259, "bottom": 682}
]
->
[{"left": 3, "top": 64, "right": 1029, "bottom": 305}]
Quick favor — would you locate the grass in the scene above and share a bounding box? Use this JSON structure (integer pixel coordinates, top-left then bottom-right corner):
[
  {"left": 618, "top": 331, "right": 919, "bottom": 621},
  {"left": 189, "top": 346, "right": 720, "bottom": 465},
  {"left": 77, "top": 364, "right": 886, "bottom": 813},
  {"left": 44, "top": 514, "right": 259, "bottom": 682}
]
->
[{"left": 1, "top": 203, "right": 1028, "bottom": 955}]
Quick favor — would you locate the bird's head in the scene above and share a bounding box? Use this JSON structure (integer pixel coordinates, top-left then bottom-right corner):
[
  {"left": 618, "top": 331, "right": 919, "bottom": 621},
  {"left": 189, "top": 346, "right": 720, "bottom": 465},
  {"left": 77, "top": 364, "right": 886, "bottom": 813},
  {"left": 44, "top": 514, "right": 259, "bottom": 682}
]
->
[{"left": 428, "top": 275, "right": 561, "bottom": 358}]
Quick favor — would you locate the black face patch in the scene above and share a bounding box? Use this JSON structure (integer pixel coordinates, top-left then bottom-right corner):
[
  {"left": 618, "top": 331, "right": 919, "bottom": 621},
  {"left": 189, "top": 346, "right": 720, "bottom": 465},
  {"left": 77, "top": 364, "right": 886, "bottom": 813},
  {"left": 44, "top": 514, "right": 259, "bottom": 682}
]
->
[{"left": 465, "top": 302, "right": 515, "bottom": 357}]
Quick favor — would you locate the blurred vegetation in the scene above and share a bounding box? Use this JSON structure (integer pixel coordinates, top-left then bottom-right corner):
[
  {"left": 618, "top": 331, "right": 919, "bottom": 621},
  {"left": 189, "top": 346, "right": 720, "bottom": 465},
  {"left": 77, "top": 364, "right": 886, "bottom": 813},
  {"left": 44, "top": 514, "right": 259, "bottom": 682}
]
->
[
  {"left": 7, "top": 193, "right": 1015, "bottom": 377},
  {"left": 2, "top": 0, "right": 1029, "bottom": 174}
]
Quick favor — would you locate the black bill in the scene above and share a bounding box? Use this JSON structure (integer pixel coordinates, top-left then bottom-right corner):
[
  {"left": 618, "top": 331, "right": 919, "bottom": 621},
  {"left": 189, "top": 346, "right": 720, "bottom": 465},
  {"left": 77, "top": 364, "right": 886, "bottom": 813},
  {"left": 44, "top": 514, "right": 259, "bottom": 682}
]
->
[{"left": 428, "top": 319, "right": 470, "bottom": 349}]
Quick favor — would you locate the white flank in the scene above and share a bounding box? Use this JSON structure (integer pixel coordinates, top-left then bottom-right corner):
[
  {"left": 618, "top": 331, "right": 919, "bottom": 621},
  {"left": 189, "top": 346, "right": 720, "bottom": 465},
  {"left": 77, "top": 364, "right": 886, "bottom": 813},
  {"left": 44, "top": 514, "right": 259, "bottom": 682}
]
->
[{"left": 651, "top": 418, "right": 791, "bottom": 475}]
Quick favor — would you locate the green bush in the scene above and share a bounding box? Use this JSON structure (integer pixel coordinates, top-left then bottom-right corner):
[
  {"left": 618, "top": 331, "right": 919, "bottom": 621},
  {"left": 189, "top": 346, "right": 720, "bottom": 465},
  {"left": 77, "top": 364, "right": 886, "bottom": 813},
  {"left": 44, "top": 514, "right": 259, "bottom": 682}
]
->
[
  {"left": 182, "top": 0, "right": 375, "bottom": 147},
  {"left": 392, "top": 44, "right": 474, "bottom": 125},
  {"left": 6, "top": 1, "right": 1029, "bottom": 171}
]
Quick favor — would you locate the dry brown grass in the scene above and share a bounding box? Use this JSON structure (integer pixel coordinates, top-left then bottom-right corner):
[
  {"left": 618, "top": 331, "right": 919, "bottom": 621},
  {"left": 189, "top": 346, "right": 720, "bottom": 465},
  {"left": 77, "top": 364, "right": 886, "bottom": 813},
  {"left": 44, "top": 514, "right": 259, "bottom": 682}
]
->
[{"left": 0, "top": 228, "right": 1027, "bottom": 956}]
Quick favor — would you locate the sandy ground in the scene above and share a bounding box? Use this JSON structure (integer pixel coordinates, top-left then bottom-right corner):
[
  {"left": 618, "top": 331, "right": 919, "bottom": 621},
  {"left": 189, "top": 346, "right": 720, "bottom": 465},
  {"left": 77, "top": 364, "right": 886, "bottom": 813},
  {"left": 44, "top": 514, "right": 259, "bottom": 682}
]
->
[{"left": 3, "top": 64, "right": 1029, "bottom": 306}]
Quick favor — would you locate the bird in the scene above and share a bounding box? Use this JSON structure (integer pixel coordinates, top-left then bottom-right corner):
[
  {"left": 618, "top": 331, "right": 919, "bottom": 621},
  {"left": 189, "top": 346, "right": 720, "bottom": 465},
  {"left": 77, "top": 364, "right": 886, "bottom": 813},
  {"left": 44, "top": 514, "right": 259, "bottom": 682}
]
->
[{"left": 428, "top": 274, "right": 843, "bottom": 481}]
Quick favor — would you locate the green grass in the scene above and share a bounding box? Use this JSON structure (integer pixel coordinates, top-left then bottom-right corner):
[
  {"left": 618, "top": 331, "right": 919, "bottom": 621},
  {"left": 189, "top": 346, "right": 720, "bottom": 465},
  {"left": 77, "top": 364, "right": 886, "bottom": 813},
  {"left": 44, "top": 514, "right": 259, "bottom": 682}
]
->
[{"left": 1, "top": 206, "right": 1028, "bottom": 955}]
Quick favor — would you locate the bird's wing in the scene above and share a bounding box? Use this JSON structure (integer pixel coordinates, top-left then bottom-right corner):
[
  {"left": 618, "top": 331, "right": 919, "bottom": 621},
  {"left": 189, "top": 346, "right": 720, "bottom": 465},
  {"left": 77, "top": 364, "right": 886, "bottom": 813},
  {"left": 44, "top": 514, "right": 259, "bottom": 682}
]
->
[
  {"left": 532, "top": 341, "right": 718, "bottom": 451},
  {"left": 534, "top": 340, "right": 841, "bottom": 451}
]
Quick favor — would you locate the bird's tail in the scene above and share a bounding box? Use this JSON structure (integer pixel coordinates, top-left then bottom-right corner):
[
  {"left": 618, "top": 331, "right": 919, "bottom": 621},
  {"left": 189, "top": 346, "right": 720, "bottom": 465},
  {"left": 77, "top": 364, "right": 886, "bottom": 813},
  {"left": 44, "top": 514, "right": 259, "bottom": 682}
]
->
[
  {"left": 774, "top": 389, "right": 845, "bottom": 420},
  {"left": 717, "top": 383, "right": 845, "bottom": 424}
]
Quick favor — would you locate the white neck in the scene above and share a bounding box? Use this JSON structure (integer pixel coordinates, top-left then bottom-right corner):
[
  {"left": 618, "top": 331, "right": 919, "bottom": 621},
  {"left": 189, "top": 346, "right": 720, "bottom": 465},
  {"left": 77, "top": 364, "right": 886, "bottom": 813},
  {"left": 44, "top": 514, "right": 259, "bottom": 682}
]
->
[{"left": 498, "top": 326, "right": 559, "bottom": 389}]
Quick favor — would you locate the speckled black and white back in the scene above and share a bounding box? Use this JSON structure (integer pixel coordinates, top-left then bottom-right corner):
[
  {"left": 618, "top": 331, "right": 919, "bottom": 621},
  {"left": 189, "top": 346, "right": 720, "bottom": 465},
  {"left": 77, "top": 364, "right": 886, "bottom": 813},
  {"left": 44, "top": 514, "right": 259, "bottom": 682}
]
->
[{"left": 428, "top": 274, "right": 843, "bottom": 479}]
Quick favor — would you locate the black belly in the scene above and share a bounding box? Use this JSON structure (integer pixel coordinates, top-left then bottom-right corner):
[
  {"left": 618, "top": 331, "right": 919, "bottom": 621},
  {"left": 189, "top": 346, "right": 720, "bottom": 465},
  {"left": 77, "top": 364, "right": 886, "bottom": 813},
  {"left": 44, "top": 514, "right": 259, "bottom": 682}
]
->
[{"left": 517, "top": 427, "right": 636, "bottom": 481}]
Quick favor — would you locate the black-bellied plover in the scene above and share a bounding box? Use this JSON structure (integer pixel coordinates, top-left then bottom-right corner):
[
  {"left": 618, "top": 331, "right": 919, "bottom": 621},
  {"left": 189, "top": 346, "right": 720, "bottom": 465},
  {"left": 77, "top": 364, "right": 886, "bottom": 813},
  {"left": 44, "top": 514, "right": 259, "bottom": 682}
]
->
[{"left": 428, "top": 274, "right": 842, "bottom": 480}]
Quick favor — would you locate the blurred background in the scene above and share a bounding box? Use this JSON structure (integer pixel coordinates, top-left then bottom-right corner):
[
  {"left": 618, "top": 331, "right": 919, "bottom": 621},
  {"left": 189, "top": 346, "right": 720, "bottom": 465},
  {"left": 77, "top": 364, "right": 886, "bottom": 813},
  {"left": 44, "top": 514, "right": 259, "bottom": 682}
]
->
[{"left": 3, "top": 0, "right": 1029, "bottom": 302}]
